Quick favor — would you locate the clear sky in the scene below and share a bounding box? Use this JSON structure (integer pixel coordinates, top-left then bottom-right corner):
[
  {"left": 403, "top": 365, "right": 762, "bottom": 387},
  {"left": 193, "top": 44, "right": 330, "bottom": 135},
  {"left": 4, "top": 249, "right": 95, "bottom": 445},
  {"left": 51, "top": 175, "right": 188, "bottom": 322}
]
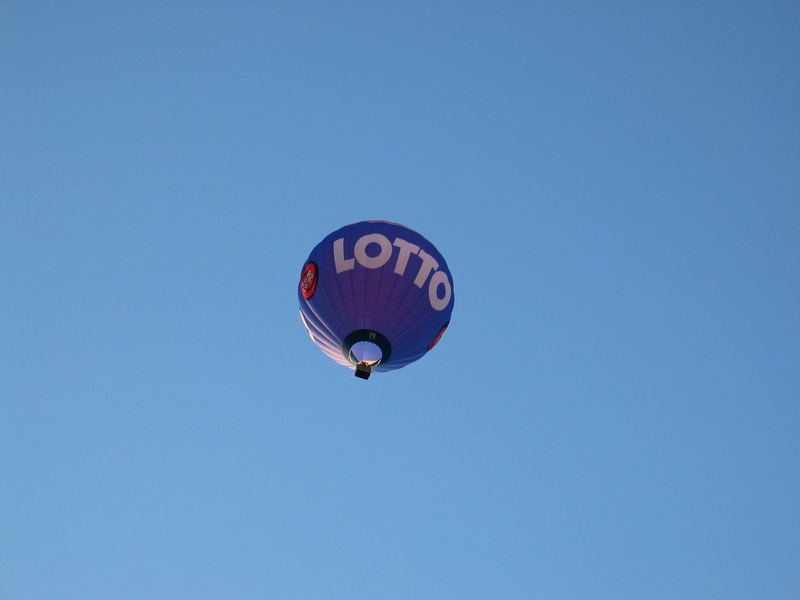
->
[{"left": 1, "top": 2, "right": 798, "bottom": 599}]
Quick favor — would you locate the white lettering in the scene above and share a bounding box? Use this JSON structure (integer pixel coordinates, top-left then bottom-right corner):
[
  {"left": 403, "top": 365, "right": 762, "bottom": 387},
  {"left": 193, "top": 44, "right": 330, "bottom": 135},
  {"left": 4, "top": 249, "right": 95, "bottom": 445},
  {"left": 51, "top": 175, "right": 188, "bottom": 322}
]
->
[
  {"left": 354, "top": 233, "right": 392, "bottom": 269},
  {"left": 392, "top": 237, "right": 420, "bottom": 276},
  {"left": 332, "top": 234, "right": 451, "bottom": 311},
  {"left": 334, "top": 237, "right": 355, "bottom": 273},
  {"left": 414, "top": 249, "right": 439, "bottom": 288},
  {"left": 428, "top": 270, "right": 452, "bottom": 311}
]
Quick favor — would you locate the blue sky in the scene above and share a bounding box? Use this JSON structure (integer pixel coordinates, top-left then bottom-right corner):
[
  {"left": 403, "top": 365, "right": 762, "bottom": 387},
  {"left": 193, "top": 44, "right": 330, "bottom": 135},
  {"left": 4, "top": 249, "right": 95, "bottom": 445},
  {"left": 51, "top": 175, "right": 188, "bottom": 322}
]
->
[{"left": 1, "top": 2, "right": 798, "bottom": 599}]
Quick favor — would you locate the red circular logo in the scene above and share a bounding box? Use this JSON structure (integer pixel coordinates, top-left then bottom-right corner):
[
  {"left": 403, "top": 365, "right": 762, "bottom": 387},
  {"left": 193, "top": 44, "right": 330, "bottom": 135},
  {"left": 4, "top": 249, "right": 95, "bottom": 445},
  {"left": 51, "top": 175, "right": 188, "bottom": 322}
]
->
[
  {"left": 300, "top": 261, "right": 318, "bottom": 299},
  {"left": 427, "top": 322, "right": 449, "bottom": 351}
]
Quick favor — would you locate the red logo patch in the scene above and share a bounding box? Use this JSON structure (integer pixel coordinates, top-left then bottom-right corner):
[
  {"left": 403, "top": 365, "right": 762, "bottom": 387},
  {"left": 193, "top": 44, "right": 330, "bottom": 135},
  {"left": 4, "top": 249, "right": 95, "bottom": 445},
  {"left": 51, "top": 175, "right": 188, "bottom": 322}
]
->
[
  {"left": 427, "top": 322, "right": 449, "bottom": 351},
  {"left": 300, "top": 261, "right": 318, "bottom": 299}
]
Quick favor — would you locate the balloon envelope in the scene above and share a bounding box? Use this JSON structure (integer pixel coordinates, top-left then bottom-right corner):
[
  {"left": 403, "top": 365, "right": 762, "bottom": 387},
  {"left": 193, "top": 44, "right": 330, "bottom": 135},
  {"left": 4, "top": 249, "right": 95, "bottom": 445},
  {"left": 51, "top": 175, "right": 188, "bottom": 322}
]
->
[{"left": 298, "top": 221, "right": 454, "bottom": 378}]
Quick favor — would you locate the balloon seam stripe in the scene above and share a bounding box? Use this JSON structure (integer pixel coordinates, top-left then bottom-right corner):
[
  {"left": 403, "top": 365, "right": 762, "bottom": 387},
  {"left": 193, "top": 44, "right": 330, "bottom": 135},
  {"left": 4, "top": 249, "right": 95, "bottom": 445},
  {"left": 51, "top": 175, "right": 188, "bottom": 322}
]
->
[
  {"left": 301, "top": 298, "right": 342, "bottom": 347},
  {"left": 316, "top": 253, "right": 351, "bottom": 342},
  {"left": 300, "top": 309, "right": 342, "bottom": 351}
]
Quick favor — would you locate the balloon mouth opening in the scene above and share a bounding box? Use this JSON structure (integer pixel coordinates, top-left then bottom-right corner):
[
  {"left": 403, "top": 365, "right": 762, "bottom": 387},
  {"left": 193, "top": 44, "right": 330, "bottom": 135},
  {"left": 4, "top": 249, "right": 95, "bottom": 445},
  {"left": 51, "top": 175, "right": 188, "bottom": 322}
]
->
[
  {"left": 342, "top": 330, "right": 392, "bottom": 379},
  {"left": 349, "top": 341, "right": 383, "bottom": 366}
]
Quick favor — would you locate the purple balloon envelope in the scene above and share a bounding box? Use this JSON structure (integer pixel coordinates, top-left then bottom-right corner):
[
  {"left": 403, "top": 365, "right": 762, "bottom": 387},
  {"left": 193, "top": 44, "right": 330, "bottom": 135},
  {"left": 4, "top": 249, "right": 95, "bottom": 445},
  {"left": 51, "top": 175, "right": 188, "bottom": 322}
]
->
[{"left": 298, "top": 221, "right": 454, "bottom": 379}]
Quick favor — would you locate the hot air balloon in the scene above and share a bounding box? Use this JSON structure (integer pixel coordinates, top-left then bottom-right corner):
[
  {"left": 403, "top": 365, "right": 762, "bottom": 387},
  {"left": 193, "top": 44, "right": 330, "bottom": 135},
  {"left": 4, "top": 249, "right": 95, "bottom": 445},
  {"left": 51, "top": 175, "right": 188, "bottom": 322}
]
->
[{"left": 298, "top": 220, "right": 454, "bottom": 379}]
